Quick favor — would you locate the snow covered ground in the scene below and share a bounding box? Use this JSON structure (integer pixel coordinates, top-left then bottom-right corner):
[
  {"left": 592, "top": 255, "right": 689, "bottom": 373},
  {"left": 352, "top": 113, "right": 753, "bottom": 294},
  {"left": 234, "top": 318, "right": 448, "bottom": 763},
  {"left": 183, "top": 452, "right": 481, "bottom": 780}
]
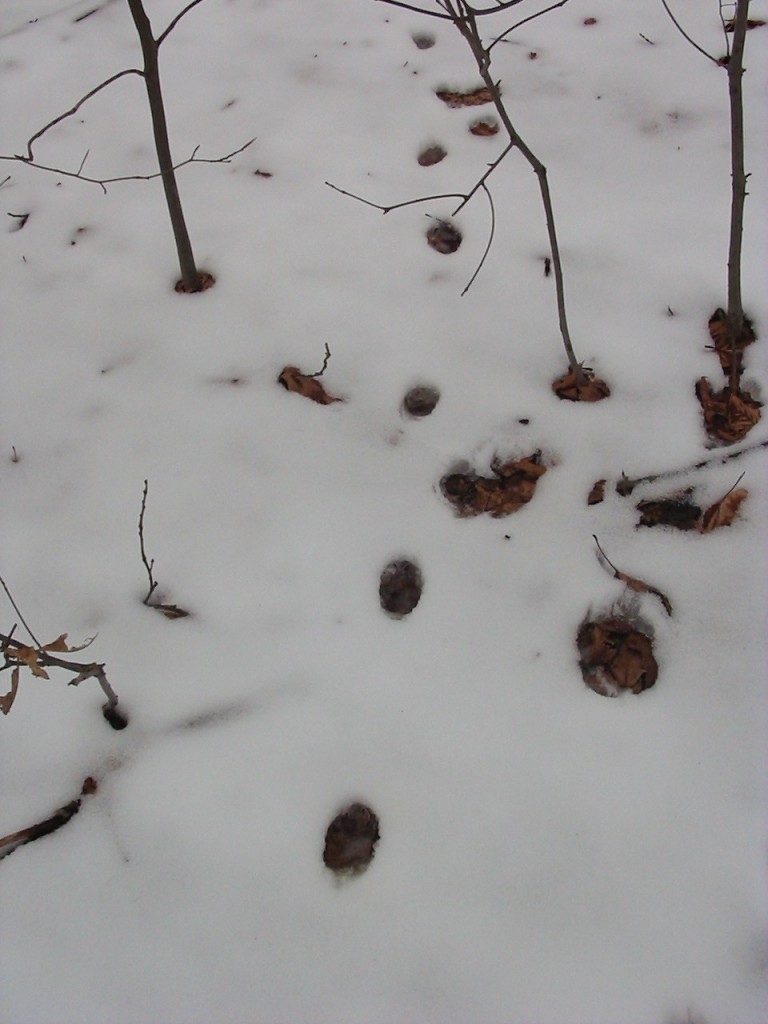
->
[{"left": 1, "top": 1, "right": 767, "bottom": 1021}]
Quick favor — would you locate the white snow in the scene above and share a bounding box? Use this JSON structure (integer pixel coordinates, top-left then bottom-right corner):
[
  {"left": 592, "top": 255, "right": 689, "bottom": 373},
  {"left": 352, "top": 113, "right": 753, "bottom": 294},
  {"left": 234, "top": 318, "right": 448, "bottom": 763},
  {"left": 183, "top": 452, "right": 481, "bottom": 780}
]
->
[{"left": 1, "top": 1, "right": 767, "bottom": 1022}]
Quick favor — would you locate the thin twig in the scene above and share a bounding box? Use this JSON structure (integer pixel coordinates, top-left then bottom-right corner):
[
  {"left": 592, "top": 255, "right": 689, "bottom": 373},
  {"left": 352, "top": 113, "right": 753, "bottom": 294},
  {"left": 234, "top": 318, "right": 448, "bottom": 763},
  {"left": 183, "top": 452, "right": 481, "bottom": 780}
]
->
[
  {"left": 659, "top": 0, "right": 720, "bottom": 64},
  {"left": 489, "top": 0, "right": 571, "bottom": 51},
  {"left": 157, "top": 0, "right": 208, "bottom": 45},
  {"left": 616, "top": 436, "right": 768, "bottom": 495},
  {"left": 375, "top": 0, "right": 527, "bottom": 18},
  {"left": 4, "top": 139, "right": 256, "bottom": 195},
  {"left": 325, "top": 181, "right": 466, "bottom": 214},
  {"left": 138, "top": 480, "right": 158, "bottom": 606},
  {"left": 308, "top": 344, "right": 332, "bottom": 378},
  {"left": 592, "top": 536, "right": 673, "bottom": 616},
  {"left": 0, "top": 574, "right": 40, "bottom": 647},
  {"left": 0, "top": 632, "right": 118, "bottom": 709},
  {"left": 461, "top": 182, "right": 495, "bottom": 295},
  {"left": 23, "top": 69, "right": 143, "bottom": 161}
]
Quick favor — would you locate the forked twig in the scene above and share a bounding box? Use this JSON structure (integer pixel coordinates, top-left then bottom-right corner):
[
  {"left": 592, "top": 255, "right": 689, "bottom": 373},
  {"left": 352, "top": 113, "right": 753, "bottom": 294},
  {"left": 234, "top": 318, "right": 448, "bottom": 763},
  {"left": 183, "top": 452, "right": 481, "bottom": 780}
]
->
[{"left": 593, "top": 536, "right": 673, "bottom": 616}]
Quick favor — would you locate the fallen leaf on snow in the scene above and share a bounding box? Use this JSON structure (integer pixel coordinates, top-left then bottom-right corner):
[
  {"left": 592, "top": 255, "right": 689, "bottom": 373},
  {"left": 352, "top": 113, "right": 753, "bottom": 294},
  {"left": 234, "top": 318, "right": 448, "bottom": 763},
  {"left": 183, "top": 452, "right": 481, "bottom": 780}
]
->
[
  {"left": 707, "top": 307, "right": 755, "bottom": 380},
  {"left": 278, "top": 366, "right": 342, "bottom": 405},
  {"left": 577, "top": 617, "right": 658, "bottom": 697},
  {"left": 435, "top": 86, "right": 495, "bottom": 108},
  {"left": 636, "top": 492, "right": 702, "bottom": 530},
  {"left": 441, "top": 452, "right": 547, "bottom": 517},
  {"left": 696, "top": 377, "right": 761, "bottom": 444},
  {"left": 379, "top": 559, "right": 423, "bottom": 618},
  {"left": 699, "top": 487, "right": 748, "bottom": 532},
  {"left": 552, "top": 368, "right": 610, "bottom": 402},
  {"left": 587, "top": 479, "right": 606, "bottom": 505}
]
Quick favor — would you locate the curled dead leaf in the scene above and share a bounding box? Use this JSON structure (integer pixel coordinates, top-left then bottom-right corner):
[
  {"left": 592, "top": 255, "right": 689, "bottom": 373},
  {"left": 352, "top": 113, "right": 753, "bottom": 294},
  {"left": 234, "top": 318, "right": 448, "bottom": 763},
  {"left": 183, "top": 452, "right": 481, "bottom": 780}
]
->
[
  {"left": 552, "top": 368, "right": 610, "bottom": 403},
  {"left": 696, "top": 377, "right": 761, "bottom": 444},
  {"left": 379, "top": 559, "right": 423, "bottom": 618},
  {"left": 0, "top": 666, "right": 20, "bottom": 715},
  {"left": 707, "top": 308, "right": 755, "bottom": 380},
  {"left": 699, "top": 487, "right": 748, "bottom": 532},
  {"left": 577, "top": 617, "right": 658, "bottom": 697},
  {"left": 441, "top": 452, "right": 547, "bottom": 517},
  {"left": 11, "top": 645, "right": 50, "bottom": 679},
  {"left": 435, "top": 86, "right": 495, "bottom": 108},
  {"left": 587, "top": 479, "right": 606, "bottom": 505},
  {"left": 636, "top": 493, "right": 702, "bottom": 530},
  {"left": 426, "top": 220, "right": 462, "bottom": 254},
  {"left": 278, "top": 366, "right": 342, "bottom": 405}
]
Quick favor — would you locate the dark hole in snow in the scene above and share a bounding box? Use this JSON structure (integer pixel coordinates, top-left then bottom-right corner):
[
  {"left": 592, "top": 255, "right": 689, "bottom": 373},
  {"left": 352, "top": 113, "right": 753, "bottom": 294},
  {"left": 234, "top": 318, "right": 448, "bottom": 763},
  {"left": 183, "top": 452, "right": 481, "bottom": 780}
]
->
[
  {"left": 427, "top": 220, "right": 462, "bottom": 254},
  {"left": 379, "top": 559, "right": 423, "bottom": 618},
  {"left": 412, "top": 33, "right": 435, "bottom": 49},
  {"left": 402, "top": 385, "right": 440, "bottom": 417},
  {"left": 103, "top": 704, "right": 128, "bottom": 730},
  {"left": 323, "top": 803, "right": 380, "bottom": 874}
]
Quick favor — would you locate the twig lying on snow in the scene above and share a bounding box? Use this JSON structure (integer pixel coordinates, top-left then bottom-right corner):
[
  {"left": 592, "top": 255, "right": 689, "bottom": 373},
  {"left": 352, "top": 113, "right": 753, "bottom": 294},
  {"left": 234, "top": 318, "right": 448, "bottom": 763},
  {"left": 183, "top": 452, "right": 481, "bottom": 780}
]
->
[{"left": 593, "top": 536, "right": 673, "bottom": 616}]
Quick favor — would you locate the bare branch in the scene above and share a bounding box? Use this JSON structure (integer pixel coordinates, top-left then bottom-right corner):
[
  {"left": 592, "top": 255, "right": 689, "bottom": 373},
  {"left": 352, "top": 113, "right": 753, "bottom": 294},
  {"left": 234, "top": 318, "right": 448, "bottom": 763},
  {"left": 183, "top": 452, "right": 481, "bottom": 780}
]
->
[
  {"left": 157, "top": 0, "right": 209, "bottom": 45},
  {"left": 376, "top": 0, "right": 527, "bottom": 17},
  {"left": 325, "top": 180, "right": 466, "bottom": 213},
  {"left": 489, "top": 0, "right": 571, "bottom": 51},
  {"left": 307, "top": 344, "right": 333, "bottom": 378},
  {"left": 2, "top": 138, "right": 256, "bottom": 195},
  {"left": 138, "top": 480, "right": 158, "bottom": 606},
  {"left": 615, "top": 437, "right": 768, "bottom": 496},
  {"left": 659, "top": 0, "right": 720, "bottom": 64},
  {"left": 0, "top": 574, "right": 40, "bottom": 647},
  {"left": 452, "top": 141, "right": 513, "bottom": 213},
  {"left": 22, "top": 68, "right": 143, "bottom": 162},
  {"left": 461, "top": 182, "right": 495, "bottom": 295},
  {"left": 0, "top": 631, "right": 119, "bottom": 710}
]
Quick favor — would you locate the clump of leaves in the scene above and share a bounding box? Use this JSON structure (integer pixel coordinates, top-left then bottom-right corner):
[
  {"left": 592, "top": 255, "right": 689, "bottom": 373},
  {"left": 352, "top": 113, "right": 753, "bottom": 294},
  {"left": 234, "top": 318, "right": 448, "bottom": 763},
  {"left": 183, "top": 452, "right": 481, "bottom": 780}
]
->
[
  {"left": 440, "top": 451, "right": 547, "bottom": 517},
  {"left": 706, "top": 307, "right": 755, "bottom": 380},
  {"left": 379, "top": 559, "right": 423, "bottom": 618},
  {"left": 577, "top": 617, "right": 658, "bottom": 697},
  {"left": 552, "top": 367, "right": 610, "bottom": 402},
  {"left": 323, "top": 803, "right": 380, "bottom": 875},
  {"left": 695, "top": 377, "right": 761, "bottom": 445}
]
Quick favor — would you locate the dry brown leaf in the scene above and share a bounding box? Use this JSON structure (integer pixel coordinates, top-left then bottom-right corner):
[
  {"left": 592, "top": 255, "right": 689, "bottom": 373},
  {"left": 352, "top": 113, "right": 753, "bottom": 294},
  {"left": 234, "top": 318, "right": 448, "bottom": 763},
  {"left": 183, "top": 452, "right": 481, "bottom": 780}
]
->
[
  {"left": 42, "top": 633, "right": 70, "bottom": 652},
  {"left": 379, "top": 559, "right": 423, "bottom": 618},
  {"left": 616, "top": 571, "right": 673, "bottom": 616},
  {"left": 426, "top": 221, "right": 462, "bottom": 254},
  {"left": 636, "top": 494, "right": 702, "bottom": 530},
  {"left": 577, "top": 618, "right": 657, "bottom": 697},
  {"left": 552, "top": 368, "right": 610, "bottom": 403},
  {"left": 707, "top": 308, "right": 755, "bottom": 379},
  {"left": 469, "top": 119, "right": 499, "bottom": 136},
  {"left": 699, "top": 487, "right": 748, "bottom": 532},
  {"left": 696, "top": 377, "right": 761, "bottom": 444},
  {"left": 724, "top": 17, "right": 766, "bottom": 30},
  {"left": 11, "top": 645, "right": 50, "bottom": 679},
  {"left": 441, "top": 453, "right": 547, "bottom": 518},
  {"left": 587, "top": 479, "right": 606, "bottom": 505},
  {"left": 278, "top": 366, "right": 342, "bottom": 405},
  {"left": 435, "top": 86, "right": 494, "bottom": 108},
  {"left": 0, "top": 667, "right": 20, "bottom": 715}
]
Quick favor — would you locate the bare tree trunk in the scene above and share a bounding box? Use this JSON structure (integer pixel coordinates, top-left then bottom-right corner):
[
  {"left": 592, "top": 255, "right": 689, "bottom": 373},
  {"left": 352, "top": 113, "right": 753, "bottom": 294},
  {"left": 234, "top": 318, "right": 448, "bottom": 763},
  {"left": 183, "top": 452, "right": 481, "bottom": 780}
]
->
[
  {"left": 126, "top": 0, "right": 203, "bottom": 292},
  {"left": 726, "top": 0, "right": 749, "bottom": 382},
  {"left": 451, "top": 2, "right": 584, "bottom": 381}
]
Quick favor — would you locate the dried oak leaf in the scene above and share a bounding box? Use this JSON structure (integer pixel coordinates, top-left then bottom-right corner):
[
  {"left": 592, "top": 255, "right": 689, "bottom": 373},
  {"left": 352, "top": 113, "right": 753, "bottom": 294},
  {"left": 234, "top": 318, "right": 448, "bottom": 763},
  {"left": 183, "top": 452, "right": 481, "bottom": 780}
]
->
[
  {"left": 441, "top": 452, "right": 547, "bottom": 517},
  {"left": 379, "top": 559, "right": 423, "bottom": 618},
  {"left": 587, "top": 479, "right": 606, "bottom": 505},
  {"left": 696, "top": 377, "right": 761, "bottom": 444},
  {"left": 278, "top": 366, "right": 342, "bottom": 405},
  {"left": 707, "top": 307, "right": 756, "bottom": 379},
  {"left": 417, "top": 145, "right": 446, "bottom": 167},
  {"left": 699, "top": 487, "right": 748, "bottom": 532},
  {"left": 0, "top": 667, "right": 20, "bottom": 715},
  {"left": 636, "top": 493, "right": 702, "bottom": 530},
  {"left": 577, "top": 618, "right": 658, "bottom": 697},
  {"left": 323, "top": 803, "right": 380, "bottom": 874},
  {"left": 552, "top": 368, "right": 610, "bottom": 403},
  {"left": 435, "top": 86, "right": 494, "bottom": 108},
  {"left": 724, "top": 17, "right": 766, "bottom": 30},
  {"left": 469, "top": 118, "right": 499, "bottom": 136}
]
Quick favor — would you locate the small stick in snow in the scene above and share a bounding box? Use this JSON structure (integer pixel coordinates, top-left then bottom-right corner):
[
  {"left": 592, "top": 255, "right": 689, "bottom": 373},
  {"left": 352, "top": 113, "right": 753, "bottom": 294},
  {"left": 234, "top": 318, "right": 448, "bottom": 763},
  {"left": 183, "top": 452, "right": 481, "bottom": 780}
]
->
[{"left": 592, "top": 535, "right": 673, "bottom": 616}]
